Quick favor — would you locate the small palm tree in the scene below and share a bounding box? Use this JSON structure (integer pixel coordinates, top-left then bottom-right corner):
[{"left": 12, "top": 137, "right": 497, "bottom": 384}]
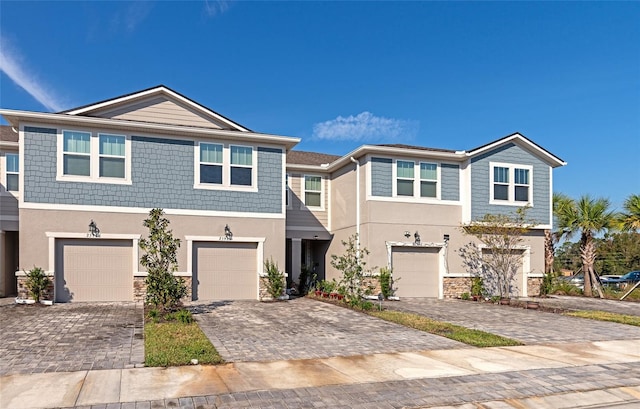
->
[
  {"left": 555, "top": 195, "right": 617, "bottom": 297},
  {"left": 619, "top": 194, "right": 640, "bottom": 232}
]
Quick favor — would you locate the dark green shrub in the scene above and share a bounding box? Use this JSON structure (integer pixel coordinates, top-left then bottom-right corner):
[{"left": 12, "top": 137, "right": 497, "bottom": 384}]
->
[
  {"left": 264, "top": 258, "right": 285, "bottom": 300},
  {"left": 471, "top": 276, "right": 484, "bottom": 297},
  {"left": 461, "top": 292, "right": 471, "bottom": 300},
  {"left": 24, "top": 266, "right": 50, "bottom": 303}
]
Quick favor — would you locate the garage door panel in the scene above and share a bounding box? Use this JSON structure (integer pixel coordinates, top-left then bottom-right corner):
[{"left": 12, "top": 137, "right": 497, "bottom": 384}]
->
[
  {"left": 194, "top": 242, "right": 257, "bottom": 301},
  {"left": 392, "top": 247, "right": 439, "bottom": 298},
  {"left": 56, "top": 239, "right": 133, "bottom": 302}
]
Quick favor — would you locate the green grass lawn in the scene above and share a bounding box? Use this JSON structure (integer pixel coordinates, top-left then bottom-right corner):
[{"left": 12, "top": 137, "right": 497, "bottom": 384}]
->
[
  {"left": 564, "top": 310, "right": 640, "bottom": 327},
  {"left": 369, "top": 310, "right": 523, "bottom": 347},
  {"left": 144, "top": 321, "right": 224, "bottom": 367}
]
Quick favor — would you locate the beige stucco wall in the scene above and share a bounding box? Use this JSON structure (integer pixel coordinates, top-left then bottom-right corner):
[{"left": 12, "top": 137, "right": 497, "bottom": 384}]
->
[{"left": 19, "top": 208, "right": 286, "bottom": 274}]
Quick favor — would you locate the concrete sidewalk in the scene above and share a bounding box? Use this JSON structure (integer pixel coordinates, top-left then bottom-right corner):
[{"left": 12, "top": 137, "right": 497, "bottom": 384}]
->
[{"left": 2, "top": 339, "right": 639, "bottom": 409}]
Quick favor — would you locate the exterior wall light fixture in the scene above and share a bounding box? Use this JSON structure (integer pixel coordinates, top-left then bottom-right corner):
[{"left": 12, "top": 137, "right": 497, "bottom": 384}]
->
[
  {"left": 224, "top": 224, "right": 233, "bottom": 240},
  {"left": 414, "top": 231, "right": 421, "bottom": 245},
  {"left": 88, "top": 219, "right": 100, "bottom": 238}
]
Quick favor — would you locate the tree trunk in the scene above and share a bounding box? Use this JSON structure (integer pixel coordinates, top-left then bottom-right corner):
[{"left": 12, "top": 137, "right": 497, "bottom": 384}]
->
[
  {"left": 544, "top": 229, "right": 554, "bottom": 274},
  {"left": 581, "top": 235, "right": 593, "bottom": 297}
]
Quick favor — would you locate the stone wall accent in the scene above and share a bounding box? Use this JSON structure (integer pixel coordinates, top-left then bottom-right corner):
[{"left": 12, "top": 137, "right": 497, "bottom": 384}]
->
[
  {"left": 17, "top": 276, "right": 54, "bottom": 301},
  {"left": 527, "top": 277, "right": 543, "bottom": 297},
  {"left": 134, "top": 275, "right": 192, "bottom": 302},
  {"left": 259, "top": 275, "right": 286, "bottom": 301},
  {"left": 443, "top": 277, "right": 472, "bottom": 299}
]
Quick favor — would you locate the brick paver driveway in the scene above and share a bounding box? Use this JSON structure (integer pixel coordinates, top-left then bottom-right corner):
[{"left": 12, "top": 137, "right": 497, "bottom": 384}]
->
[
  {"left": 191, "top": 297, "right": 464, "bottom": 362},
  {"left": 0, "top": 301, "right": 144, "bottom": 376},
  {"left": 385, "top": 298, "right": 640, "bottom": 345}
]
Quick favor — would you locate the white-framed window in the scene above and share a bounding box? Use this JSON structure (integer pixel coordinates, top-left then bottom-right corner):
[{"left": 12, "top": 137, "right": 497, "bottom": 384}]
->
[
  {"left": 420, "top": 162, "right": 437, "bottom": 198},
  {"left": 393, "top": 160, "right": 441, "bottom": 199},
  {"left": 304, "top": 175, "right": 323, "bottom": 208},
  {"left": 490, "top": 162, "right": 532, "bottom": 205},
  {"left": 396, "top": 160, "right": 414, "bottom": 196},
  {"left": 199, "top": 143, "right": 223, "bottom": 184},
  {"left": 5, "top": 153, "right": 19, "bottom": 192},
  {"left": 194, "top": 142, "right": 257, "bottom": 190},
  {"left": 99, "top": 134, "right": 126, "bottom": 178},
  {"left": 57, "top": 130, "right": 131, "bottom": 184},
  {"left": 63, "top": 130, "right": 91, "bottom": 176},
  {"left": 230, "top": 145, "right": 253, "bottom": 186}
]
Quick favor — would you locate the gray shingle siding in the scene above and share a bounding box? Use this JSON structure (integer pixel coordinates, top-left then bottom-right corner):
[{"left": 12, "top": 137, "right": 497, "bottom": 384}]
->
[
  {"left": 23, "top": 129, "right": 283, "bottom": 213},
  {"left": 470, "top": 143, "right": 550, "bottom": 224},
  {"left": 441, "top": 163, "right": 460, "bottom": 201},
  {"left": 370, "top": 157, "right": 392, "bottom": 197}
]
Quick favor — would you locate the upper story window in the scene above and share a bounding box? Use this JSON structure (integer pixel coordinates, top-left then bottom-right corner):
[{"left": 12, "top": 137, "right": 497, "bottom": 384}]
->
[
  {"left": 490, "top": 162, "right": 532, "bottom": 205},
  {"left": 396, "top": 160, "right": 414, "bottom": 196},
  {"left": 394, "top": 160, "right": 440, "bottom": 199},
  {"left": 99, "top": 134, "right": 125, "bottom": 178},
  {"left": 195, "top": 142, "right": 257, "bottom": 191},
  {"left": 420, "top": 163, "right": 437, "bottom": 198},
  {"left": 63, "top": 131, "right": 91, "bottom": 176},
  {"left": 200, "top": 143, "right": 223, "bottom": 184},
  {"left": 5, "top": 153, "right": 19, "bottom": 192},
  {"left": 58, "top": 130, "right": 131, "bottom": 184},
  {"left": 230, "top": 145, "right": 253, "bottom": 186},
  {"left": 304, "top": 175, "right": 322, "bottom": 208}
]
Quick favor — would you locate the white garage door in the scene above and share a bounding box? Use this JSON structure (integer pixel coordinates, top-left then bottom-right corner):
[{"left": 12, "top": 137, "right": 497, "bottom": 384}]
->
[
  {"left": 55, "top": 239, "right": 133, "bottom": 302},
  {"left": 392, "top": 247, "right": 440, "bottom": 298},
  {"left": 193, "top": 242, "right": 258, "bottom": 300}
]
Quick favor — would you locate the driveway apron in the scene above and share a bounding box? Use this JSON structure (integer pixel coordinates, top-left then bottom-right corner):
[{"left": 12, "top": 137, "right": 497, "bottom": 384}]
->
[
  {"left": 384, "top": 298, "right": 640, "bottom": 344},
  {"left": 0, "top": 302, "right": 144, "bottom": 376},
  {"left": 191, "top": 297, "right": 465, "bottom": 363}
]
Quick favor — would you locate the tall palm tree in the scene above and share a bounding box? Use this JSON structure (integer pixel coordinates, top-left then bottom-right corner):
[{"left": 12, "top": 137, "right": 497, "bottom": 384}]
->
[
  {"left": 545, "top": 193, "right": 573, "bottom": 274},
  {"left": 619, "top": 194, "right": 640, "bottom": 231},
  {"left": 555, "top": 195, "right": 617, "bottom": 297}
]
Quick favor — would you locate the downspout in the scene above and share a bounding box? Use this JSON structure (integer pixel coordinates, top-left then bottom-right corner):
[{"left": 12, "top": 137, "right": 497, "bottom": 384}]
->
[{"left": 350, "top": 157, "right": 360, "bottom": 258}]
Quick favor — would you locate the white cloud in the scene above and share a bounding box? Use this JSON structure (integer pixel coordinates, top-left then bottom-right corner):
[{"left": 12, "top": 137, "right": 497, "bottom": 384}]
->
[
  {"left": 313, "top": 112, "right": 418, "bottom": 142},
  {"left": 0, "top": 37, "right": 64, "bottom": 112},
  {"left": 109, "top": 2, "right": 153, "bottom": 34},
  {"left": 204, "top": 0, "right": 231, "bottom": 17}
]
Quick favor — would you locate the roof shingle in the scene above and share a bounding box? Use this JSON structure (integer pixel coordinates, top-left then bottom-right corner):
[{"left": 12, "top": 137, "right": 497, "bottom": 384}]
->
[
  {"left": 287, "top": 150, "right": 341, "bottom": 166},
  {"left": 0, "top": 125, "right": 18, "bottom": 143}
]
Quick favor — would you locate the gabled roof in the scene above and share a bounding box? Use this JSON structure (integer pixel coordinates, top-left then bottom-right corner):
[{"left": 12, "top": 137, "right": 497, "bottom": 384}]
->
[
  {"left": 287, "top": 150, "right": 341, "bottom": 166},
  {"left": 61, "top": 85, "right": 252, "bottom": 132},
  {"left": 0, "top": 125, "right": 18, "bottom": 143},
  {"left": 466, "top": 132, "right": 566, "bottom": 168}
]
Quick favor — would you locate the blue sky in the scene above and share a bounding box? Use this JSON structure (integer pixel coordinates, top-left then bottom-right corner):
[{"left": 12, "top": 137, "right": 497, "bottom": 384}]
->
[{"left": 1, "top": 1, "right": 638, "bottom": 209}]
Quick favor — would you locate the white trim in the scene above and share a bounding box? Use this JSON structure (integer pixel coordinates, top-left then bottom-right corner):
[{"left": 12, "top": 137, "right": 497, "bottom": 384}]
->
[
  {"left": 2, "top": 110, "right": 300, "bottom": 149},
  {"left": 327, "top": 173, "right": 332, "bottom": 231},
  {"left": 285, "top": 173, "right": 292, "bottom": 210},
  {"left": 56, "top": 129, "right": 133, "bottom": 185},
  {"left": 489, "top": 162, "right": 534, "bottom": 206},
  {"left": 185, "top": 235, "right": 266, "bottom": 301},
  {"left": 301, "top": 174, "right": 325, "bottom": 211},
  {"left": 365, "top": 196, "right": 461, "bottom": 206},
  {"left": 64, "top": 86, "right": 252, "bottom": 133},
  {"left": 460, "top": 159, "right": 471, "bottom": 223},
  {"left": 549, "top": 166, "right": 554, "bottom": 229},
  {"left": 22, "top": 201, "right": 285, "bottom": 219},
  {"left": 194, "top": 140, "right": 258, "bottom": 192},
  {"left": 44, "top": 232, "right": 140, "bottom": 302},
  {"left": 466, "top": 133, "right": 566, "bottom": 168},
  {"left": 386, "top": 241, "right": 447, "bottom": 300}
]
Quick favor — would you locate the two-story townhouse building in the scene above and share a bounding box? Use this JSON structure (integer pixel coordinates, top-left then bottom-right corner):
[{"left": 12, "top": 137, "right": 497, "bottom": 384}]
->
[
  {"left": 286, "top": 137, "right": 565, "bottom": 298},
  {"left": 0, "top": 86, "right": 299, "bottom": 302},
  {"left": 1, "top": 86, "right": 565, "bottom": 302}
]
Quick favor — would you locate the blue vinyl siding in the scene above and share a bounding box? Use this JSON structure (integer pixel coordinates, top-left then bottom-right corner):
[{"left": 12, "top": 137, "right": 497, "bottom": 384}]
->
[
  {"left": 23, "top": 127, "right": 283, "bottom": 213},
  {"left": 441, "top": 163, "right": 460, "bottom": 201},
  {"left": 470, "top": 142, "right": 550, "bottom": 224},
  {"left": 370, "top": 157, "right": 393, "bottom": 197}
]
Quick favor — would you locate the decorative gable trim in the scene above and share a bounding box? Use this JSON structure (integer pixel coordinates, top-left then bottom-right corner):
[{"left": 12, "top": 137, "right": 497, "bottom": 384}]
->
[
  {"left": 466, "top": 132, "right": 566, "bottom": 168},
  {"left": 62, "top": 85, "right": 251, "bottom": 133}
]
